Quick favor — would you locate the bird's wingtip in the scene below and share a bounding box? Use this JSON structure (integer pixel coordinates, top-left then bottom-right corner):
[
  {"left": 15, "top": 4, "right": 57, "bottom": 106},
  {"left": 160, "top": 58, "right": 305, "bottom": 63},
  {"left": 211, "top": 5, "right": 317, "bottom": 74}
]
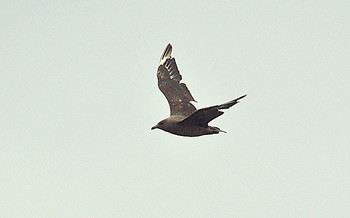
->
[
  {"left": 159, "top": 43, "right": 173, "bottom": 65},
  {"left": 234, "top": 94, "right": 247, "bottom": 102}
]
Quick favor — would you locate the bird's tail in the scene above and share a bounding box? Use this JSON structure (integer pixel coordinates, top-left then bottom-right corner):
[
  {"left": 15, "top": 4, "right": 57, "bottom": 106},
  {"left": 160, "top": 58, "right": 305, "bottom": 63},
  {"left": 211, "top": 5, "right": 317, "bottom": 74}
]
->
[
  {"left": 218, "top": 94, "right": 247, "bottom": 109},
  {"left": 210, "top": 126, "right": 227, "bottom": 134}
]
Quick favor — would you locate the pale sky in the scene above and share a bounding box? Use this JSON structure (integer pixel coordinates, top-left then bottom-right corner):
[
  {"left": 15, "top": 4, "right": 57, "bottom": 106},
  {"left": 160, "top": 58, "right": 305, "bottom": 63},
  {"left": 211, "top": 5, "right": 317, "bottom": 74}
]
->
[{"left": 1, "top": 1, "right": 350, "bottom": 217}]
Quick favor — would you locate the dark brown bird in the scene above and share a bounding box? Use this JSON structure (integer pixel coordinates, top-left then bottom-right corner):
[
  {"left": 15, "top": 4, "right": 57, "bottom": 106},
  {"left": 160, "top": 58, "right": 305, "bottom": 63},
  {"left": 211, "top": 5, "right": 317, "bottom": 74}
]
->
[{"left": 151, "top": 43, "right": 246, "bottom": 137}]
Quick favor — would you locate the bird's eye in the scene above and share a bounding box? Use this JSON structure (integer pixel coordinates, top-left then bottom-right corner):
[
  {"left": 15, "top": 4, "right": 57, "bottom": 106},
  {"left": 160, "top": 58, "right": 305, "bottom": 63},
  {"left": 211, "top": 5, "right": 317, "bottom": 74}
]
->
[{"left": 159, "top": 121, "right": 164, "bottom": 125}]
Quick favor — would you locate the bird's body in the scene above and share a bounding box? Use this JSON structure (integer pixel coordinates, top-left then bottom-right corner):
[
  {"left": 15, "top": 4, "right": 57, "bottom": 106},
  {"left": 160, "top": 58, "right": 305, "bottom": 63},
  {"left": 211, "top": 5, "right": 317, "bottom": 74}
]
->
[
  {"left": 152, "top": 43, "right": 246, "bottom": 137},
  {"left": 152, "top": 115, "right": 222, "bottom": 137}
]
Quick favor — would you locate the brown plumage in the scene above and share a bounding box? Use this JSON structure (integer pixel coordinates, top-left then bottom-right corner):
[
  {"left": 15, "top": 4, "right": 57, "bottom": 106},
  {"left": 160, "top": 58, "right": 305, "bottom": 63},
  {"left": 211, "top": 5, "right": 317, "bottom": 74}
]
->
[{"left": 151, "top": 43, "right": 246, "bottom": 137}]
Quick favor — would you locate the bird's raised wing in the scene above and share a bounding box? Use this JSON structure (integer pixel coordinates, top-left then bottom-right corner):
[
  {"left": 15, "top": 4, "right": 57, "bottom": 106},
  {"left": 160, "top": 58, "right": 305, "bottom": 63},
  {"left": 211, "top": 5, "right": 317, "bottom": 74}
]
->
[
  {"left": 157, "top": 44, "right": 197, "bottom": 116},
  {"left": 180, "top": 95, "right": 247, "bottom": 127}
]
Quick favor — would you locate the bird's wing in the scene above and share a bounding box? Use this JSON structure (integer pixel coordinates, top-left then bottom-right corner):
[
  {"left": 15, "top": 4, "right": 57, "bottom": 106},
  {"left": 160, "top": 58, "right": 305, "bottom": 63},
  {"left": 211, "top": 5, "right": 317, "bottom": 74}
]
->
[
  {"left": 180, "top": 95, "right": 247, "bottom": 127},
  {"left": 157, "top": 44, "right": 197, "bottom": 116}
]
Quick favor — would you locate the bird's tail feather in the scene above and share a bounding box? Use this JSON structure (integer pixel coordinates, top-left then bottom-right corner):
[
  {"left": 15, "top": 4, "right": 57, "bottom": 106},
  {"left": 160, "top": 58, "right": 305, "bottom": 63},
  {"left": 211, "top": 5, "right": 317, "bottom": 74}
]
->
[{"left": 210, "top": 126, "right": 227, "bottom": 134}]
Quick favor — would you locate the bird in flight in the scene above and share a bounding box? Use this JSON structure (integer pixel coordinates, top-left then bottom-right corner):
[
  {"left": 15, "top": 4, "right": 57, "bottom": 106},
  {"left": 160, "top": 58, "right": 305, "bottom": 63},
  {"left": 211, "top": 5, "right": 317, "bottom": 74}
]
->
[{"left": 151, "top": 43, "right": 246, "bottom": 137}]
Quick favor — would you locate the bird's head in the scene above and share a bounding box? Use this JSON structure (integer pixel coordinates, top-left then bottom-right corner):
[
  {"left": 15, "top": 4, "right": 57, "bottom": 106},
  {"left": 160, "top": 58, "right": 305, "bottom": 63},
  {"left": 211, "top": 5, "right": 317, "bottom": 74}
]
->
[{"left": 151, "top": 119, "right": 167, "bottom": 130}]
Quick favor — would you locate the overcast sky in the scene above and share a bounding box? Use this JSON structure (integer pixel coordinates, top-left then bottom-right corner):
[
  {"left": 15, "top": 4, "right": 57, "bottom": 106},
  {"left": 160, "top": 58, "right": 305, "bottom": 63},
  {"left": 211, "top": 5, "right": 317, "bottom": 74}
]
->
[{"left": 1, "top": 1, "right": 350, "bottom": 217}]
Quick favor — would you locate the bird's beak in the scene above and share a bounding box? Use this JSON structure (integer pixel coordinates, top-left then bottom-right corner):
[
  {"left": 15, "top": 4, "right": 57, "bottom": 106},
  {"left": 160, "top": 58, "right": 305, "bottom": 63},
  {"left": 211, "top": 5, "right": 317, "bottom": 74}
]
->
[{"left": 151, "top": 125, "right": 157, "bottom": 130}]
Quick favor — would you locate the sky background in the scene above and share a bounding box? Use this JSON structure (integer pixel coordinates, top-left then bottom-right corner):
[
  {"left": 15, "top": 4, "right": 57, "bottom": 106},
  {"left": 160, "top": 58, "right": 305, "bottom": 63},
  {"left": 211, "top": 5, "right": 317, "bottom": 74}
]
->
[{"left": 1, "top": 1, "right": 349, "bottom": 217}]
